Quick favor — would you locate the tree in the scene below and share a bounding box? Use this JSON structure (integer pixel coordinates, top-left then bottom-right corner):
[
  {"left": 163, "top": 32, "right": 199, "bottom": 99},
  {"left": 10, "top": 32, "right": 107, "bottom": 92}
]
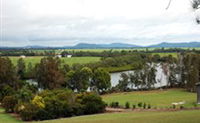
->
[
  {"left": 26, "top": 62, "right": 34, "bottom": 79},
  {"left": 92, "top": 68, "right": 111, "bottom": 93},
  {"left": 35, "top": 57, "right": 65, "bottom": 89},
  {"left": 118, "top": 73, "right": 130, "bottom": 91},
  {"left": 17, "top": 58, "right": 26, "bottom": 79},
  {"left": 2, "top": 95, "right": 18, "bottom": 113},
  {"left": 66, "top": 67, "right": 92, "bottom": 92},
  {"left": 146, "top": 64, "right": 157, "bottom": 89},
  {"left": 0, "top": 57, "right": 18, "bottom": 89},
  {"left": 129, "top": 71, "right": 141, "bottom": 89},
  {"left": 77, "top": 67, "right": 92, "bottom": 91}
]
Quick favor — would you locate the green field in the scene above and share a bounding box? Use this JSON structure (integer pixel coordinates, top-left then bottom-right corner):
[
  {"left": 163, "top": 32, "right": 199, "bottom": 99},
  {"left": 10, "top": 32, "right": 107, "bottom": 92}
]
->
[
  {"left": 0, "top": 108, "right": 22, "bottom": 123},
  {"left": 8, "top": 56, "right": 101, "bottom": 66},
  {"left": 34, "top": 110, "right": 200, "bottom": 123},
  {"left": 102, "top": 89, "right": 197, "bottom": 108},
  {"left": 151, "top": 52, "right": 178, "bottom": 58}
]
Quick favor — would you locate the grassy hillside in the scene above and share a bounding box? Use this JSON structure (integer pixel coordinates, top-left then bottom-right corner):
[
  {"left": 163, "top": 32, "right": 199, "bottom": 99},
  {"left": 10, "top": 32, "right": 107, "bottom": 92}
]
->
[
  {"left": 34, "top": 110, "right": 200, "bottom": 123},
  {"left": 102, "top": 89, "right": 197, "bottom": 108},
  {"left": 8, "top": 56, "right": 101, "bottom": 66},
  {"left": 0, "top": 108, "right": 22, "bottom": 123}
]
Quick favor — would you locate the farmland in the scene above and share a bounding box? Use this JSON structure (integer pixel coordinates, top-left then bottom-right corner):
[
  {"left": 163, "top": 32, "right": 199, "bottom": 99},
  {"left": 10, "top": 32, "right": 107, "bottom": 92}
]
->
[{"left": 8, "top": 56, "right": 101, "bottom": 66}]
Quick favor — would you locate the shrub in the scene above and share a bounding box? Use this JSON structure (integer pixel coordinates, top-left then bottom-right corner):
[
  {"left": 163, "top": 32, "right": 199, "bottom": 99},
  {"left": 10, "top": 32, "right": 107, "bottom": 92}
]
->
[
  {"left": 2, "top": 96, "right": 18, "bottom": 113},
  {"left": 81, "top": 93, "right": 106, "bottom": 114},
  {"left": 125, "top": 102, "right": 130, "bottom": 109},
  {"left": 180, "top": 105, "right": 184, "bottom": 109},
  {"left": 110, "top": 101, "right": 119, "bottom": 108},
  {"left": 138, "top": 102, "right": 143, "bottom": 108},
  {"left": 16, "top": 86, "right": 33, "bottom": 102},
  {"left": 132, "top": 104, "right": 136, "bottom": 109},
  {"left": 71, "top": 103, "right": 84, "bottom": 116},
  {"left": 147, "top": 104, "right": 151, "bottom": 109},
  {"left": 19, "top": 103, "right": 39, "bottom": 121},
  {"left": 31, "top": 95, "right": 45, "bottom": 108},
  {"left": 14, "top": 103, "right": 25, "bottom": 114},
  {"left": 0, "top": 85, "right": 15, "bottom": 101},
  {"left": 143, "top": 103, "right": 146, "bottom": 109},
  {"left": 172, "top": 104, "right": 176, "bottom": 109}
]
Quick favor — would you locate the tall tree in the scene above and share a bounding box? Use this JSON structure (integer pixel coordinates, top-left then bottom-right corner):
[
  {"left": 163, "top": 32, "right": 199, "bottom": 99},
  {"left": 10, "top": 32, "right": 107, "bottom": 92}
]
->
[
  {"left": 92, "top": 68, "right": 111, "bottom": 93},
  {"left": 17, "top": 58, "right": 26, "bottom": 79},
  {"left": 0, "top": 57, "right": 18, "bottom": 89},
  {"left": 118, "top": 73, "right": 130, "bottom": 91},
  {"left": 35, "top": 57, "right": 64, "bottom": 89}
]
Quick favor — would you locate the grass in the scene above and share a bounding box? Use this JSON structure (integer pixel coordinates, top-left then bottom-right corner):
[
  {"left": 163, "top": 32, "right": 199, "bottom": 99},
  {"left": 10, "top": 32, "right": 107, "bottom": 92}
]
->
[
  {"left": 8, "top": 56, "right": 101, "bottom": 67},
  {"left": 151, "top": 52, "right": 178, "bottom": 58},
  {"left": 34, "top": 110, "right": 200, "bottom": 123},
  {"left": 0, "top": 108, "right": 22, "bottom": 123},
  {"left": 102, "top": 89, "right": 197, "bottom": 108},
  {"left": 102, "top": 65, "right": 134, "bottom": 73}
]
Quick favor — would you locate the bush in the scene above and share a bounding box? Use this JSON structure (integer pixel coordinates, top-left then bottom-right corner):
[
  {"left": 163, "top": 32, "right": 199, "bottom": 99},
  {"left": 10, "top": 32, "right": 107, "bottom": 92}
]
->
[
  {"left": 110, "top": 101, "right": 119, "bottom": 108},
  {"left": 16, "top": 86, "right": 33, "bottom": 102},
  {"left": 147, "top": 104, "right": 151, "bottom": 109},
  {"left": 132, "top": 104, "right": 136, "bottom": 109},
  {"left": 0, "top": 85, "right": 15, "bottom": 101},
  {"left": 81, "top": 93, "right": 106, "bottom": 114},
  {"left": 2, "top": 96, "right": 18, "bottom": 113},
  {"left": 125, "top": 102, "right": 130, "bottom": 109},
  {"left": 172, "top": 104, "right": 176, "bottom": 109},
  {"left": 138, "top": 102, "right": 143, "bottom": 108},
  {"left": 143, "top": 103, "right": 146, "bottom": 109},
  {"left": 31, "top": 95, "right": 45, "bottom": 108},
  {"left": 19, "top": 103, "right": 39, "bottom": 121},
  {"left": 180, "top": 105, "right": 184, "bottom": 109}
]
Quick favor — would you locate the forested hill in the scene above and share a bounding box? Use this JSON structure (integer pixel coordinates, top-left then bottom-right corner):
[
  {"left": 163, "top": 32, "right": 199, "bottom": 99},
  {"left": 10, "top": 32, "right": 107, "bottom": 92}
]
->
[
  {"left": 1, "top": 42, "right": 200, "bottom": 49},
  {"left": 148, "top": 42, "right": 200, "bottom": 48}
]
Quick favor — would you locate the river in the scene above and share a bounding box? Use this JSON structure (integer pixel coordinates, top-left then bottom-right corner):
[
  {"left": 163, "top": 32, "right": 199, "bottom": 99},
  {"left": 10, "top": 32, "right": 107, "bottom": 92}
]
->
[{"left": 110, "top": 64, "right": 168, "bottom": 88}]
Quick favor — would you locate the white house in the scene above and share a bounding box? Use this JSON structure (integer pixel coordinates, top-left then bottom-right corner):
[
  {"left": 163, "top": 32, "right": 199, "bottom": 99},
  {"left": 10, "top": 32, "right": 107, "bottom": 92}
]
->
[
  {"left": 67, "top": 55, "right": 72, "bottom": 58},
  {"left": 20, "top": 55, "right": 26, "bottom": 58},
  {"left": 55, "top": 55, "right": 62, "bottom": 58}
]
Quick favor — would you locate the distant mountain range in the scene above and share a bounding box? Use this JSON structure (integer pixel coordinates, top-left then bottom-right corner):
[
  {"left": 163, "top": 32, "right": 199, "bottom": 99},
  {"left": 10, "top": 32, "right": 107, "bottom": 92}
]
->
[{"left": 1, "top": 42, "right": 200, "bottom": 49}]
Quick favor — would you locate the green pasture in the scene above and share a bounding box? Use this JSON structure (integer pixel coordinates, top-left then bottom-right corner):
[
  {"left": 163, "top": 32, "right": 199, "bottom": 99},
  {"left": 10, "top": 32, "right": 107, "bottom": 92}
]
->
[
  {"left": 151, "top": 52, "right": 178, "bottom": 58},
  {"left": 102, "top": 89, "right": 197, "bottom": 108},
  {"left": 34, "top": 110, "right": 200, "bottom": 123},
  {"left": 8, "top": 56, "right": 101, "bottom": 66}
]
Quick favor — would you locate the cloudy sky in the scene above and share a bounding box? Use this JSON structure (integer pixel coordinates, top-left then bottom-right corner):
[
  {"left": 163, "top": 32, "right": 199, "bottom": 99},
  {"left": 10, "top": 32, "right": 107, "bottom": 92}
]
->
[{"left": 1, "top": 0, "right": 200, "bottom": 47}]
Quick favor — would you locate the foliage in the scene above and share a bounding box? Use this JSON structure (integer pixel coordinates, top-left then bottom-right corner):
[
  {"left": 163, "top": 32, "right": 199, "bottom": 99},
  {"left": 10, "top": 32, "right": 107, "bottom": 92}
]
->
[
  {"left": 92, "top": 68, "right": 111, "bottom": 93},
  {"left": 110, "top": 102, "right": 119, "bottom": 108},
  {"left": 0, "top": 85, "right": 15, "bottom": 101},
  {"left": 31, "top": 95, "right": 45, "bottom": 108},
  {"left": 17, "top": 58, "right": 26, "bottom": 79},
  {"left": 16, "top": 86, "right": 33, "bottom": 102},
  {"left": 80, "top": 93, "right": 106, "bottom": 114},
  {"left": 0, "top": 57, "right": 18, "bottom": 90},
  {"left": 125, "top": 102, "right": 130, "bottom": 109},
  {"left": 19, "top": 103, "right": 39, "bottom": 121},
  {"left": 2, "top": 96, "right": 18, "bottom": 113},
  {"left": 35, "top": 57, "right": 65, "bottom": 89}
]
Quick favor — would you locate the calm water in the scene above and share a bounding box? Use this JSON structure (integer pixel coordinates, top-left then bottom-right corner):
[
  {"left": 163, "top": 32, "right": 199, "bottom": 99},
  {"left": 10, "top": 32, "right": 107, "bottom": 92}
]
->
[{"left": 110, "top": 64, "right": 168, "bottom": 88}]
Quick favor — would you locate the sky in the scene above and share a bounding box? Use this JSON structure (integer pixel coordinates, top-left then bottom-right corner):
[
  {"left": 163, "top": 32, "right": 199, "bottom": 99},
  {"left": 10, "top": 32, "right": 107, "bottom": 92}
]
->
[{"left": 1, "top": 0, "right": 200, "bottom": 47}]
